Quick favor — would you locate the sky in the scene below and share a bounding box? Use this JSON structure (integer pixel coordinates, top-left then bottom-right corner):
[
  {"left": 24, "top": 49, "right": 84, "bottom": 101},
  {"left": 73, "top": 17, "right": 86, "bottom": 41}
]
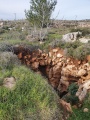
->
[{"left": 0, "top": 0, "right": 90, "bottom": 20}]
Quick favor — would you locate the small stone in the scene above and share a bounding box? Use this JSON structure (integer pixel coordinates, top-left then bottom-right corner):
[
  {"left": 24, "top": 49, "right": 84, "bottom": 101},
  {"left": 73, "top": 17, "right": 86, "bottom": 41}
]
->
[
  {"left": 83, "top": 108, "right": 89, "bottom": 112},
  {"left": 52, "top": 48, "right": 58, "bottom": 52},
  {"left": 3, "top": 77, "right": 16, "bottom": 90},
  {"left": 57, "top": 53, "right": 63, "bottom": 58}
]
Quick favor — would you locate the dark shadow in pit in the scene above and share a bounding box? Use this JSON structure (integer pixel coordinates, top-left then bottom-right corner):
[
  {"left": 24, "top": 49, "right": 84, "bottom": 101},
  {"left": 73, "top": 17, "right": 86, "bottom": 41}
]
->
[{"left": 38, "top": 65, "right": 49, "bottom": 78}]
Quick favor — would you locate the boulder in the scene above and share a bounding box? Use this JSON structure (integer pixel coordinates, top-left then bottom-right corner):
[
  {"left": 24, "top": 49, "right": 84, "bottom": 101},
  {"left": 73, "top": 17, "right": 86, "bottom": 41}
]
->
[
  {"left": 62, "top": 32, "right": 82, "bottom": 42},
  {"left": 76, "top": 80, "right": 90, "bottom": 101}
]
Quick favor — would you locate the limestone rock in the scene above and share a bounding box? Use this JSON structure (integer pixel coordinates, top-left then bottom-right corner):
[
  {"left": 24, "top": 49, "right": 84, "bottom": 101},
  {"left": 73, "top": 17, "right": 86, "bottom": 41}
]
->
[
  {"left": 83, "top": 108, "right": 89, "bottom": 112},
  {"left": 77, "top": 69, "right": 86, "bottom": 77},
  {"left": 31, "top": 62, "right": 39, "bottom": 69},
  {"left": 60, "top": 99, "right": 73, "bottom": 113},
  {"left": 13, "top": 46, "right": 90, "bottom": 97},
  {"left": 3, "top": 77, "right": 16, "bottom": 89},
  {"left": 76, "top": 80, "right": 90, "bottom": 101},
  {"left": 79, "top": 38, "right": 90, "bottom": 43},
  {"left": 62, "top": 32, "right": 82, "bottom": 42}
]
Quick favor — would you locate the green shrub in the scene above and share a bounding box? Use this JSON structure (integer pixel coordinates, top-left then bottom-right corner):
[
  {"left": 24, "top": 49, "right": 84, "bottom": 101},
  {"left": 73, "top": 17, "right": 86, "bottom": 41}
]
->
[
  {"left": 65, "top": 41, "right": 82, "bottom": 49},
  {"left": 0, "top": 29, "right": 5, "bottom": 34},
  {"left": 72, "top": 44, "right": 90, "bottom": 60},
  {"left": 66, "top": 47, "right": 74, "bottom": 57},
  {"left": 2, "top": 26, "right": 9, "bottom": 30},
  {"left": 71, "top": 28, "right": 90, "bottom": 36},
  {"left": 51, "top": 39, "right": 82, "bottom": 49},
  {"left": 19, "top": 33, "right": 25, "bottom": 40},
  {"left": 68, "top": 83, "right": 78, "bottom": 96},
  {"left": 0, "top": 52, "right": 20, "bottom": 70},
  {"left": 66, "top": 83, "right": 79, "bottom": 105}
]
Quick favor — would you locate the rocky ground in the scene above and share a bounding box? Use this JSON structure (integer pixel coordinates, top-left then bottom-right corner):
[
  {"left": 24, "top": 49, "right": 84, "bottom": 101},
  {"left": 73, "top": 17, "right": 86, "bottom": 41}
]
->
[{"left": 13, "top": 45, "right": 90, "bottom": 117}]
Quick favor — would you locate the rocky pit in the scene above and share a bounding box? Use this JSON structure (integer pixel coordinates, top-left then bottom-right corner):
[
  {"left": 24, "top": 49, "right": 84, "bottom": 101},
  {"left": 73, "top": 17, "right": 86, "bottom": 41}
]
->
[{"left": 13, "top": 45, "right": 90, "bottom": 105}]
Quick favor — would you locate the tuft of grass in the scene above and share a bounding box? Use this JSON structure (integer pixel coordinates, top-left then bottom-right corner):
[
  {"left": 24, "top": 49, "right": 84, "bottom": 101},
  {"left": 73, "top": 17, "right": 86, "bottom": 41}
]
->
[{"left": 0, "top": 66, "right": 62, "bottom": 120}]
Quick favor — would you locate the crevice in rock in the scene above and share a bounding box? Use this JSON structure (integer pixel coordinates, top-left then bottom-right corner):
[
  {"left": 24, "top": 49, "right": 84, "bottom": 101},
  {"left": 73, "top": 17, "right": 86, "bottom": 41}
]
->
[
  {"left": 13, "top": 45, "right": 90, "bottom": 105},
  {"left": 38, "top": 65, "right": 48, "bottom": 78}
]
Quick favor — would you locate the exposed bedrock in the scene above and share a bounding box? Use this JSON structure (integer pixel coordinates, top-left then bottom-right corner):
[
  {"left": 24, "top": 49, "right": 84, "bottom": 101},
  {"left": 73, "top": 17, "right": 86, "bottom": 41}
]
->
[{"left": 13, "top": 45, "right": 90, "bottom": 99}]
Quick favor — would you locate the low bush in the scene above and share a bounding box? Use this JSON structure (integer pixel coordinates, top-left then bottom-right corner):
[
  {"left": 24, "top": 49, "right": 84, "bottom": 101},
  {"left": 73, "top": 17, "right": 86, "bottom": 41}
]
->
[
  {"left": 0, "top": 29, "right": 6, "bottom": 34},
  {"left": 0, "top": 52, "right": 20, "bottom": 70},
  {"left": 19, "top": 33, "right": 26, "bottom": 40},
  {"left": 70, "top": 28, "right": 90, "bottom": 36},
  {"left": 71, "top": 43, "right": 90, "bottom": 60},
  {"left": 50, "top": 39, "right": 82, "bottom": 49},
  {"left": 65, "top": 83, "right": 79, "bottom": 105},
  {"left": 53, "top": 40, "right": 90, "bottom": 60}
]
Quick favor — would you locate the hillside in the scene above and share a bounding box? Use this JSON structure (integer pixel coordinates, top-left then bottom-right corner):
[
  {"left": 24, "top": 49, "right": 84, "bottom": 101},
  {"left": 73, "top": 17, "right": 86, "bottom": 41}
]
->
[
  {"left": 0, "top": 65, "right": 62, "bottom": 120},
  {"left": 0, "top": 19, "right": 90, "bottom": 120}
]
